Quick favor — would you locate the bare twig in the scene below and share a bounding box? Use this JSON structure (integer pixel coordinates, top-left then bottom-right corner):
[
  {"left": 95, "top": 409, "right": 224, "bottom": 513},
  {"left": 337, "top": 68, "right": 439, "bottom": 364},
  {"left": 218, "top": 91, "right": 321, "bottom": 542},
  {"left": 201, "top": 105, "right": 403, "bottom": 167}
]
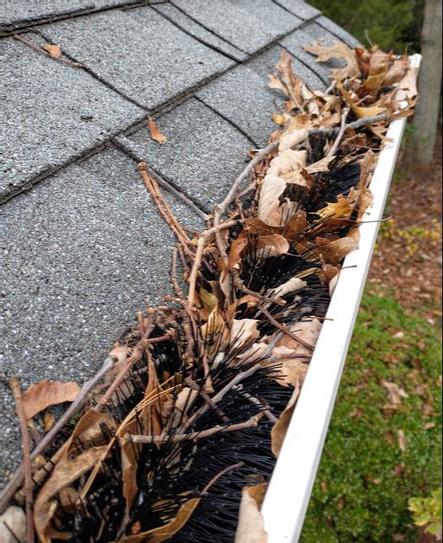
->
[
  {"left": 128, "top": 413, "right": 263, "bottom": 444},
  {"left": 9, "top": 378, "right": 34, "bottom": 543},
  {"left": 258, "top": 307, "right": 315, "bottom": 351},
  {"left": 327, "top": 107, "right": 350, "bottom": 157}
]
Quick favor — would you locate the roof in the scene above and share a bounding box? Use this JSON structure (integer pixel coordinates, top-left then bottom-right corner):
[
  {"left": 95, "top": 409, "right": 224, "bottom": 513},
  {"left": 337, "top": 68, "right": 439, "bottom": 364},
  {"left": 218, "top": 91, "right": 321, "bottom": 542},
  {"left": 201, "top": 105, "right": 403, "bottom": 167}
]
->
[{"left": 0, "top": 0, "right": 359, "bottom": 486}]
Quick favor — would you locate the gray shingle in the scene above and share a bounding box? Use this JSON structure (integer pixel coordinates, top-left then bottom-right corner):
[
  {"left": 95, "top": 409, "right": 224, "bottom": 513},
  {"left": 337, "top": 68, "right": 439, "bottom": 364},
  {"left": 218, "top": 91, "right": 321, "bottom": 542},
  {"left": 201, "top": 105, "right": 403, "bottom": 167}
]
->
[
  {"left": 197, "top": 65, "right": 277, "bottom": 147},
  {"left": 0, "top": 37, "right": 143, "bottom": 200},
  {"left": 0, "top": 0, "right": 163, "bottom": 33},
  {"left": 0, "top": 145, "right": 202, "bottom": 485},
  {"left": 118, "top": 98, "right": 252, "bottom": 209},
  {"left": 246, "top": 43, "right": 326, "bottom": 91},
  {"left": 41, "top": 8, "right": 234, "bottom": 110},
  {"left": 171, "top": 0, "right": 302, "bottom": 54},
  {"left": 272, "top": 0, "right": 321, "bottom": 20},
  {"left": 316, "top": 15, "right": 361, "bottom": 47},
  {"left": 152, "top": 3, "right": 247, "bottom": 62},
  {"left": 281, "top": 21, "right": 349, "bottom": 83}
]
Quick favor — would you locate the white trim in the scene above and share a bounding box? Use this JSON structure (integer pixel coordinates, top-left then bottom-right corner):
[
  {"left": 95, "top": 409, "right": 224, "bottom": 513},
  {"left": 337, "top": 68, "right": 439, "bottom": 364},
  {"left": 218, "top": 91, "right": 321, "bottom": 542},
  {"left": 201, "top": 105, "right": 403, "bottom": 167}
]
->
[{"left": 261, "top": 54, "right": 422, "bottom": 543}]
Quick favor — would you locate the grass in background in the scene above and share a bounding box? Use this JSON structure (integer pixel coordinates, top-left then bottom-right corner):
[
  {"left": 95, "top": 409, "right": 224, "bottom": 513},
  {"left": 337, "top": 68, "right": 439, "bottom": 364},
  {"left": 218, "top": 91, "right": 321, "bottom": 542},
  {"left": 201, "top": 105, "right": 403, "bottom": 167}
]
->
[{"left": 301, "top": 292, "right": 442, "bottom": 542}]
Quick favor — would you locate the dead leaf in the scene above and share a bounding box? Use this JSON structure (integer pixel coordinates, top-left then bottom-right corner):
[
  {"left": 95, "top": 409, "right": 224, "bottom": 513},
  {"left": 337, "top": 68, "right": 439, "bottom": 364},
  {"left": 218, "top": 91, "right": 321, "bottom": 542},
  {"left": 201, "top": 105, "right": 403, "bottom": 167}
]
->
[
  {"left": 277, "top": 318, "right": 322, "bottom": 356},
  {"left": 305, "top": 41, "right": 360, "bottom": 80},
  {"left": 34, "top": 446, "right": 107, "bottom": 542},
  {"left": 382, "top": 380, "right": 408, "bottom": 413},
  {"left": 268, "top": 276, "right": 307, "bottom": 298},
  {"left": 43, "top": 412, "right": 55, "bottom": 432},
  {"left": 256, "top": 234, "right": 290, "bottom": 257},
  {"left": 278, "top": 128, "right": 308, "bottom": 152},
  {"left": 258, "top": 150, "right": 307, "bottom": 226},
  {"left": 0, "top": 506, "right": 26, "bottom": 543},
  {"left": 41, "top": 43, "right": 62, "bottom": 59},
  {"left": 22, "top": 380, "right": 80, "bottom": 421},
  {"left": 337, "top": 80, "right": 387, "bottom": 119},
  {"left": 231, "top": 319, "right": 260, "bottom": 349},
  {"left": 227, "top": 236, "right": 248, "bottom": 270},
  {"left": 148, "top": 117, "right": 167, "bottom": 144},
  {"left": 120, "top": 498, "right": 200, "bottom": 542},
  {"left": 271, "top": 386, "right": 300, "bottom": 456},
  {"left": 235, "top": 485, "right": 268, "bottom": 543},
  {"left": 272, "top": 346, "right": 308, "bottom": 388}
]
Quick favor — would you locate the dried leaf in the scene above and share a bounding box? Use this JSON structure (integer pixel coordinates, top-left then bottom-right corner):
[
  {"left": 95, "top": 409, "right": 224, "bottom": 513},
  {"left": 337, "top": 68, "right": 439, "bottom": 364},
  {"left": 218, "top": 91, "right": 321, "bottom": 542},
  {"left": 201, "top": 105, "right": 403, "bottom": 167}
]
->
[
  {"left": 256, "top": 234, "right": 290, "bottom": 257},
  {"left": 398, "top": 429, "right": 407, "bottom": 452},
  {"left": 258, "top": 150, "right": 307, "bottom": 226},
  {"left": 227, "top": 236, "right": 248, "bottom": 270},
  {"left": 34, "top": 446, "right": 107, "bottom": 542},
  {"left": 268, "top": 276, "right": 307, "bottom": 298},
  {"left": 305, "top": 41, "right": 360, "bottom": 80},
  {"left": 148, "top": 117, "right": 167, "bottom": 144},
  {"left": 382, "top": 380, "right": 408, "bottom": 413},
  {"left": 306, "top": 156, "right": 334, "bottom": 174},
  {"left": 272, "top": 346, "right": 308, "bottom": 388},
  {"left": 278, "top": 128, "right": 308, "bottom": 152},
  {"left": 120, "top": 498, "right": 200, "bottom": 543},
  {"left": 317, "top": 196, "right": 354, "bottom": 221},
  {"left": 41, "top": 43, "right": 62, "bottom": 59},
  {"left": 0, "top": 506, "right": 26, "bottom": 543},
  {"left": 22, "top": 380, "right": 80, "bottom": 421},
  {"left": 271, "top": 386, "right": 300, "bottom": 457},
  {"left": 277, "top": 318, "right": 322, "bottom": 357},
  {"left": 43, "top": 412, "right": 56, "bottom": 432},
  {"left": 231, "top": 319, "right": 260, "bottom": 349},
  {"left": 235, "top": 485, "right": 268, "bottom": 543},
  {"left": 318, "top": 233, "right": 360, "bottom": 266},
  {"left": 337, "top": 80, "right": 386, "bottom": 119}
]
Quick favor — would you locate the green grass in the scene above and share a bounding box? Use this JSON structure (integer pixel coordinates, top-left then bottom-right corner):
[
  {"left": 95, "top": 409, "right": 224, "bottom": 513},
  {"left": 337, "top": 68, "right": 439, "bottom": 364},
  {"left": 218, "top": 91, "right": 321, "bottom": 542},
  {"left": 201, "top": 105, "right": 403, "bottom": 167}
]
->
[{"left": 301, "top": 293, "right": 442, "bottom": 542}]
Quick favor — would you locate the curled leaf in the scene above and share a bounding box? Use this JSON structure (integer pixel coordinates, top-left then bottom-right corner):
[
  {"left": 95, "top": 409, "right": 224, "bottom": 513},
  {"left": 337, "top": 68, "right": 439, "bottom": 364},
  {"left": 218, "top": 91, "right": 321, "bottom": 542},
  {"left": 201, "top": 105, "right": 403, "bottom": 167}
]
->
[
  {"left": 22, "top": 380, "right": 80, "bottom": 421},
  {"left": 148, "top": 117, "right": 167, "bottom": 144},
  {"left": 235, "top": 485, "right": 268, "bottom": 543}
]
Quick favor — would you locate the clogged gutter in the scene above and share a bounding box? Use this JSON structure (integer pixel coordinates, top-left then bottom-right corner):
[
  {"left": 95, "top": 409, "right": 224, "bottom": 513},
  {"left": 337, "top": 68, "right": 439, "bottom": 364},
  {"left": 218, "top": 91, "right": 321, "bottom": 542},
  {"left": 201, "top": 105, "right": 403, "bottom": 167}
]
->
[{"left": 0, "top": 43, "right": 418, "bottom": 543}]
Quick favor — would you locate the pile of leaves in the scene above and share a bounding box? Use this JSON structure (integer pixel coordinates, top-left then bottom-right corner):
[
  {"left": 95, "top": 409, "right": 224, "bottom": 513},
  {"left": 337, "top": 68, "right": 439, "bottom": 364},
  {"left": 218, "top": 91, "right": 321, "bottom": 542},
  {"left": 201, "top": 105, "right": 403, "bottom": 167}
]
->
[{"left": 0, "top": 42, "right": 418, "bottom": 543}]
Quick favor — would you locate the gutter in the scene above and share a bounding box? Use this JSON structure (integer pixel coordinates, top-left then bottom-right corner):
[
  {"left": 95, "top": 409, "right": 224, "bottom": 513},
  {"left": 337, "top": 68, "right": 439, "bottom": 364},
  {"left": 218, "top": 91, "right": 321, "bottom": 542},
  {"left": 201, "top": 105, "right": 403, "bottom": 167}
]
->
[{"left": 261, "top": 54, "right": 422, "bottom": 543}]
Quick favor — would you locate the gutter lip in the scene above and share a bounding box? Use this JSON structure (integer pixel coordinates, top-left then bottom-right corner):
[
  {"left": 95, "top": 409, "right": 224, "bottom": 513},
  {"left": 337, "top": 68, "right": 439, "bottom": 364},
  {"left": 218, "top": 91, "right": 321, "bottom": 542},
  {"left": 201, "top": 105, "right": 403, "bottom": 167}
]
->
[{"left": 261, "top": 53, "right": 422, "bottom": 543}]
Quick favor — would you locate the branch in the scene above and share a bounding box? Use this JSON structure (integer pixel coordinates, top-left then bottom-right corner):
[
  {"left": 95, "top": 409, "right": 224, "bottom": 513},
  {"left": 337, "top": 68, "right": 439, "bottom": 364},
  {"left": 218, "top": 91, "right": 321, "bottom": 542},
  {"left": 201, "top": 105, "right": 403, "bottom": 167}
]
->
[
  {"left": 327, "top": 107, "right": 350, "bottom": 157},
  {"left": 128, "top": 413, "right": 263, "bottom": 444},
  {"left": 9, "top": 378, "right": 34, "bottom": 543}
]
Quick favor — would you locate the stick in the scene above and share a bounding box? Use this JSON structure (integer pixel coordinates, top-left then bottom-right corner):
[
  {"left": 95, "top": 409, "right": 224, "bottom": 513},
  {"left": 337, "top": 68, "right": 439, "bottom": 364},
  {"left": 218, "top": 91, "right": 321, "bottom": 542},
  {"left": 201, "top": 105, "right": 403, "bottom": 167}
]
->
[
  {"left": 187, "top": 220, "right": 239, "bottom": 305},
  {"left": 128, "top": 413, "right": 263, "bottom": 444},
  {"left": 258, "top": 307, "right": 315, "bottom": 351},
  {"left": 0, "top": 357, "right": 115, "bottom": 513},
  {"left": 327, "top": 107, "right": 350, "bottom": 157},
  {"left": 9, "top": 378, "right": 34, "bottom": 543}
]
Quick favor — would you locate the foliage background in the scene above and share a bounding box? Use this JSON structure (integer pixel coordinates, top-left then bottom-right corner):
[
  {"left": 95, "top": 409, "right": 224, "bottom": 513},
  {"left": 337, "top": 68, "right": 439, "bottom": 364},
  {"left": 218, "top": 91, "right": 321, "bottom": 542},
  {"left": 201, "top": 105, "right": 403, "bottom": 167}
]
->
[{"left": 310, "top": 0, "right": 424, "bottom": 52}]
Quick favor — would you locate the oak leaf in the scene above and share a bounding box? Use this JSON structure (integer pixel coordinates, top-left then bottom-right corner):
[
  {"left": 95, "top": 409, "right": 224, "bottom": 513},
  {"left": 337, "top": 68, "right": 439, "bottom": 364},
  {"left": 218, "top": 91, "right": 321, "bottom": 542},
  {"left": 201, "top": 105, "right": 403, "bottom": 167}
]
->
[{"left": 22, "top": 380, "right": 80, "bottom": 421}]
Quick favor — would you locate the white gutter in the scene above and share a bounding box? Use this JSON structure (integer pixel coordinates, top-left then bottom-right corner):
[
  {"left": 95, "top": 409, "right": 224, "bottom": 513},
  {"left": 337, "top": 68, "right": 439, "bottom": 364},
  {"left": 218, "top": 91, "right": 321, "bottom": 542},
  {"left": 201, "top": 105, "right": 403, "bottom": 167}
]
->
[{"left": 262, "top": 54, "right": 422, "bottom": 543}]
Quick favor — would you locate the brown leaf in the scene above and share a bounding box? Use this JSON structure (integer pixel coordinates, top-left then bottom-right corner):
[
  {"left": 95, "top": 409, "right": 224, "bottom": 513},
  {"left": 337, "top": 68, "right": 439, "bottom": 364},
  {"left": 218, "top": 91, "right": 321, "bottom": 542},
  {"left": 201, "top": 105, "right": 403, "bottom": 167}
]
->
[
  {"left": 382, "top": 380, "right": 408, "bottom": 413},
  {"left": 148, "top": 117, "right": 167, "bottom": 144},
  {"left": 0, "top": 506, "right": 26, "bottom": 543},
  {"left": 41, "top": 43, "right": 62, "bottom": 59},
  {"left": 43, "top": 412, "right": 56, "bottom": 432},
  {"left": 256, "top": 234, "right": 290, "bottom": 257},
  {"left": 120, "top": 498, "right": 200, "bottom": 542},
  {"left": 271, "top": 386, "right": 301, "bottom": 457},
  {"left": 318, "top": 233, "right": 360, "bottom": 266},
  {"left": 230, "top": 319, "right": 260, "bottom": 349},
  {"left": 22, "top": 380, "right": 80, "bottom": 420},
  {"left": 337, "top": 80, "right": 386, "bottom": 119},
  {"left": 397, "top": 429, "right": 407, "bottom": 452},
  {"left": 227, "top": 236, "right": 248, "bottom": 270},
  {"left": 34, "top": 446, "right": 107, "bottom": 542},
  {"left": 277, "top": 318, "right": 322, "bottom": 356},
  {"left": 272, "top": 346, "right": 308, "bottom": 388},
  {"left": 267, "top": 276, "right": 307, "bottom": 298},
  {"left": 305, "top": 41, "right": 360, "bottom": 80},
  {"left": 235, "top": 485, "right": 268, "bottom": 543}
]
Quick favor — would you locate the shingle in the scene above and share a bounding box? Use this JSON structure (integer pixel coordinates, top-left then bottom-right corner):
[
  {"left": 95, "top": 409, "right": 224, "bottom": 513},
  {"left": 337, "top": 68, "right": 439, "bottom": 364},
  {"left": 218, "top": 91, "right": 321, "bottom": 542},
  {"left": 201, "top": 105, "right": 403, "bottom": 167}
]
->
[
  {"left": 0, "top": 37, "right": 143, "bottom": 200},
  {"left": 171, "top": 0, "right": 302, "bottom": 54},
  {"left": 0, "top": 0, "right": 163, "bottom": 32},
  {"left": 246, "top": 43, "right": 326, "bottom": 91},
  {"left": 41, "top": 8, "right": 234, "bottom": 110},
  {"left": 0, "top": 145, "right": 202, "bottom": 485},
  {"left": 197, "top": 66, "right": 277, "bottom": 147},
  {"left": 117, "top": 98, "right": 252, "bottom": 209},
  {"left": 316, "top": 15, "right": 361, "bottom": 48},
  {"left": 280, "top": 21, "right": 349, "bottom": 83},
  {"left": 152, "top": 3, "right": 247, "bottom": 62},
  {"left": 272, "top": 0, "right": 321, "bottom": 20}
]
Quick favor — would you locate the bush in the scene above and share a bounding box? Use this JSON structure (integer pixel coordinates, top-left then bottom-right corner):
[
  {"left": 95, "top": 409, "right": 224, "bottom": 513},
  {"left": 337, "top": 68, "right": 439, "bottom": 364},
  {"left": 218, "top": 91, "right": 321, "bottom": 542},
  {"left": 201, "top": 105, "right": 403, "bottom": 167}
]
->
[
  {"left": 301, "top": 293, "right": 442, "bottom": 542},
  {"left": 310, "top": 0, "right": 424, "bottom": 52}
]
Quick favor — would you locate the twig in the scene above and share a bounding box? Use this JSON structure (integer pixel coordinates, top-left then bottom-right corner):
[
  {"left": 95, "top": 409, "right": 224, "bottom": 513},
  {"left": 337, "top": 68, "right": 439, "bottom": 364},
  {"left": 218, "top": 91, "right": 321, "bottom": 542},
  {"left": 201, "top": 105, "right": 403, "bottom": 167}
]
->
[
  {"left": 202, "top": 462, "right": 244, "bottom": 494},
  {"left": 258, "top": 307, "right": 315, "bottom": 351},
  {"left": 327, "top": 107, "right": 350, "bottom": 157},
  {"left": 233, "top": 385, "right": 277, "bottom": 423},
  {"left": 187, "top": 220, "right": 239, "bottom": 304},
  {"left": 0, "top": 357, "right": 115, "bottom": 514},
  {"left": 9, "top": 378, "right": 34, "bottom": 543},
  {"left": 128, "top": 413, "right": 263, "bottom": 444},
  {"left": 13, "top": 34, "right": 82, "bottom": 68}
]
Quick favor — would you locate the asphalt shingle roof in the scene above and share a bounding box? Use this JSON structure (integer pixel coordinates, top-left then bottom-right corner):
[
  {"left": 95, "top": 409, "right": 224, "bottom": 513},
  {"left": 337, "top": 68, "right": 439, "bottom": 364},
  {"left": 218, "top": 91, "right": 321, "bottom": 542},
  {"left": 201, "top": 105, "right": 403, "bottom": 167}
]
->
[{"left": 0, "top": 0, "right": 359, "bottom": 487}]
